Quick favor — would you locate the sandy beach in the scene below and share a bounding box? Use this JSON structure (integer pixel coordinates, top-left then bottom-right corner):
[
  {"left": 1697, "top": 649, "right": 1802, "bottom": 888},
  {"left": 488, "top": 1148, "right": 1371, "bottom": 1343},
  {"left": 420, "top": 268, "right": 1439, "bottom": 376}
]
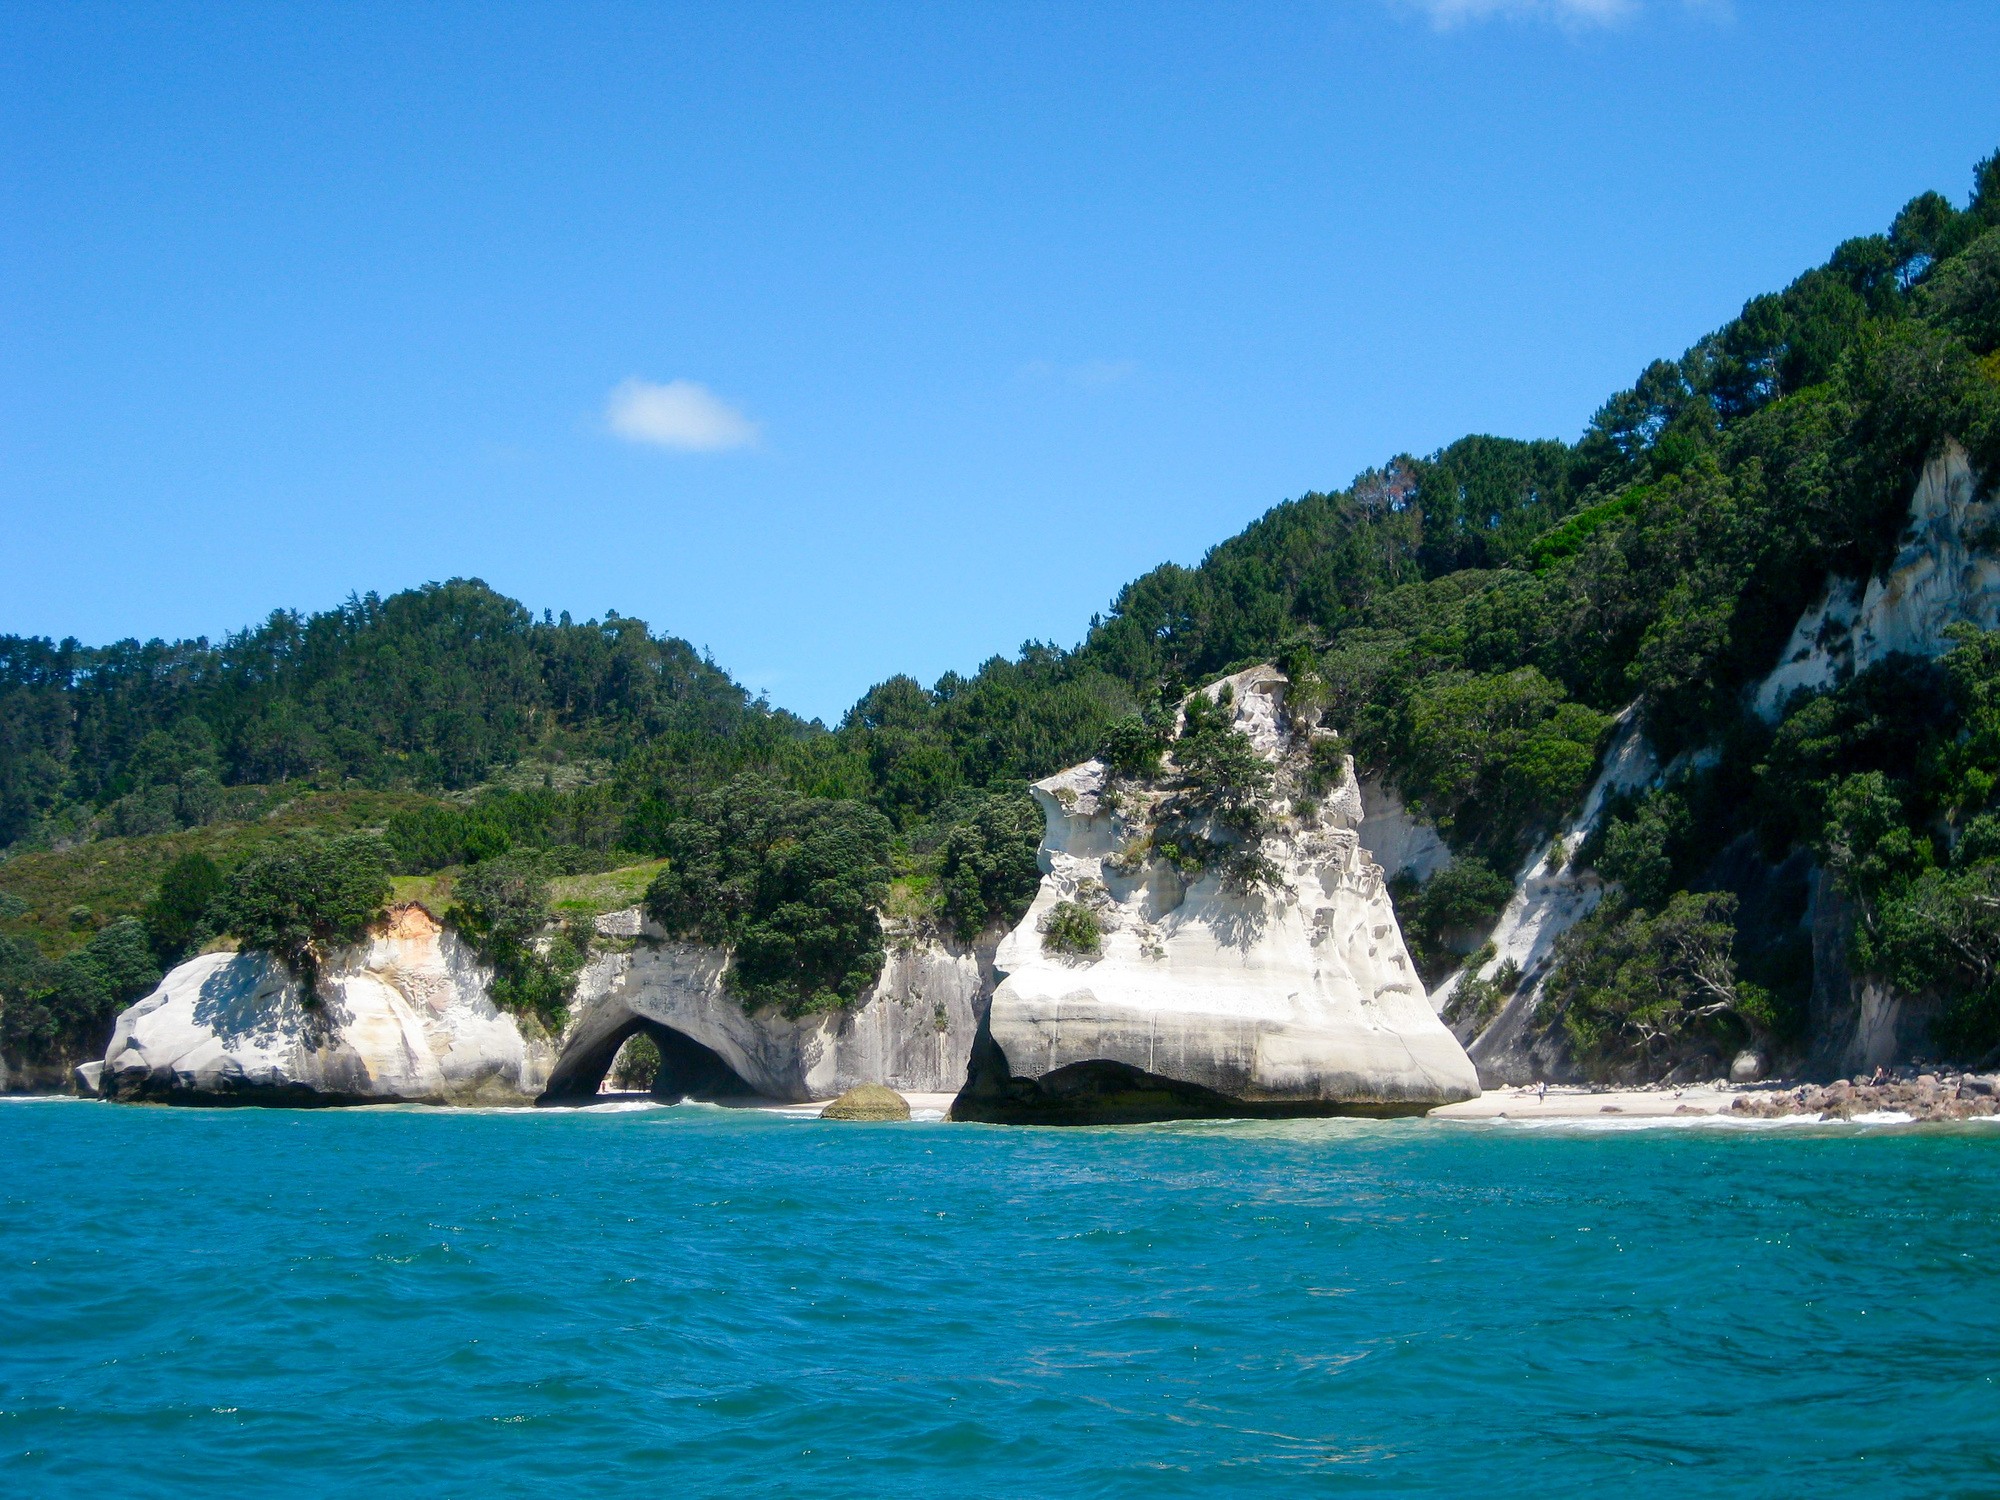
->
[{"left": 1429, "top": 1084, "right": 1745, "bottom": 1120}]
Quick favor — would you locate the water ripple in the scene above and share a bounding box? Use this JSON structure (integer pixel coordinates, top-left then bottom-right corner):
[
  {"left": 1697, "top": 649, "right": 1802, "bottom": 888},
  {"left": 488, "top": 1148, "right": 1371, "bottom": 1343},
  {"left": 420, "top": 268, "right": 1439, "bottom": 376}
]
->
[{"left": 2, "top": 1101, "right": 1998, "bottom": 1495}]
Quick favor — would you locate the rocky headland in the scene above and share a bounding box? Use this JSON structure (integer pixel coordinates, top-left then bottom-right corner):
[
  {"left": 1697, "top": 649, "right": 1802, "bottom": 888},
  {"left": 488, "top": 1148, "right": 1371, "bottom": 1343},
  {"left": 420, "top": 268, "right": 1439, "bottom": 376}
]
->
[{"left": 954, "top": 667, "right": 1481, "bottom": 1123}]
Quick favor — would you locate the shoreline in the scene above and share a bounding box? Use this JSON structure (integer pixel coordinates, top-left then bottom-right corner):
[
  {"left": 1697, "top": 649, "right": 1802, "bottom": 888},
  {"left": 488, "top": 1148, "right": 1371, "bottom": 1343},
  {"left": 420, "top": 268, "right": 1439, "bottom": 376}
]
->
[
  {"left": 11, "top": 1080, "right": 1999, "bottom": 1128},
  {"left": 1431, "top": 1069, "right": 2000, "bottom": 1124}
]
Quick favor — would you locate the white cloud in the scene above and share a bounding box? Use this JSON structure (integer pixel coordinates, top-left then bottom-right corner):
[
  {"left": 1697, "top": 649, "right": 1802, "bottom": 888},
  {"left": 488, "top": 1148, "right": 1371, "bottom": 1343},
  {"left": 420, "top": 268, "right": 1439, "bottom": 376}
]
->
[
  {"left": 1395, "top": 0, "right": 1730, "bottom": 27},
  {"left": 1397, "top": 0, "right": 1636, "bottom": 28},
  {"left": 604, "top": 377, "right": 758, "bottom": 452}
]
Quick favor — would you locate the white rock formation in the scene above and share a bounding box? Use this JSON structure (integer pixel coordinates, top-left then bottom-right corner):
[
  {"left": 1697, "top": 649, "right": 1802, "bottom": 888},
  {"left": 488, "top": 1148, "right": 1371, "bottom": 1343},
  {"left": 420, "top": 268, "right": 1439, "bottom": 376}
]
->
[
  {"left": 955, "top": 666, "right": 1479, "bottom": 1121},
  {"left": 1356, "top": 775, "right": 1453, "bottom": 885},
  {"left": 96, "top": 898, "right": 994, "bottom": 1107},
  {"left": 1753, "top": 440, "right": 2000, "bottom": 718},
  {"left": 543, "top": 918, "right": 993, "bottom": 1102},
  {"left": 1422, "top": 710, "right": 1662, "bottom": 1084},
  {"left": 100, "top": 905, "right": 555, "bottom": 1104}
]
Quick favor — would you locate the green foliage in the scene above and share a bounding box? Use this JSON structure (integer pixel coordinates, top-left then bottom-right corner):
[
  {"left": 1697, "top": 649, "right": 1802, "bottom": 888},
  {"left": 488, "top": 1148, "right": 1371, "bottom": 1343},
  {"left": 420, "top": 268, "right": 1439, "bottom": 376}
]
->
[
  {"left": 1040, "top": 898, "right": 1102, "bottom": 958},
  {"left": 0, "top": 917, "right": 162, "bottom": 1072},
  {"left": 1390, "top": 859, "right": 1515, "bottom": 985},
  {"left": 1920, "top": 228, "right": 2000, "bottom": 355},
  {"left": 934, "top": 789, "right": 1043, "bottom": 944},
  {"left": 610, "top": 1031, "right": 661, "bottom": 1090},
  {"left": 645, "top": 776, "right": 893, "bottom": 1017},
  {"left": 142, "top": 852, "right": 224, "bottom": 964},
  {"left": 1584, "top": 786, "right": 1695, "bottom": 909},
  {"left": 452, "top": 850, "right": 587, "bottom": 1030},
  {"left": 1543, "top": 891, "right": 1760, "bottom": 1079},
  {"left": 1524, "top": 489, "right": 1645, "bottom": 572},
  {"left": 214, "top": 833, "right": 392, "bottom": 990},
  {"left": 1173, "top": 687, "right": 1274, "bottom": 824},
  {"left": 1100, "top": 714, "right": 1167, "bottom": 778},
  {"left": 1388, "top": 668, "right": 1609, "bottom": 855},
  {"left": 1441, "top": 943, "right": 1511, "bottom": 1030},
  {"left": 1874, "top": 859, "right": 2000, "bottom": 1058}
]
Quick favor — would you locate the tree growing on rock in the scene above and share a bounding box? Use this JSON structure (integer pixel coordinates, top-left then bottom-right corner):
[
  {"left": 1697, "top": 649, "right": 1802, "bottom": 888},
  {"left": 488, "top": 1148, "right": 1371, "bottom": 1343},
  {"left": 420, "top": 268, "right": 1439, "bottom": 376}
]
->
[
  {"left": 1541, "top": 891, "right": 1773, "bottom": 1079},
  {"left": 645, "top": 774, "right": 893, "bottom": 1018},
  {"left": 452, "top": 849, "right": 589, "bottom": 1031},
  {"left": 213, "top": 834, "right": 392, "bottom": 994}
]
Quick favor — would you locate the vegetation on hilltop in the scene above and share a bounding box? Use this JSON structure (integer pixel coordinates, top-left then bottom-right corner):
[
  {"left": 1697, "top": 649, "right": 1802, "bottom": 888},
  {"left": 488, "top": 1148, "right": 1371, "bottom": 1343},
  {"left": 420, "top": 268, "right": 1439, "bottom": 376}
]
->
[{"left": 5, "top": 147, "right": 2000, "bottom": 1080}]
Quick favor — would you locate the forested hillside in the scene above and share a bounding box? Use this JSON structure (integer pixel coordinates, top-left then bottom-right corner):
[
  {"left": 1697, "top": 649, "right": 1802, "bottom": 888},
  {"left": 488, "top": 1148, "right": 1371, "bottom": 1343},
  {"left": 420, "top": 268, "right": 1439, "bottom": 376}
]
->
[{"left": 5, "top": 147, "right": 1999, "bottom": 1082}]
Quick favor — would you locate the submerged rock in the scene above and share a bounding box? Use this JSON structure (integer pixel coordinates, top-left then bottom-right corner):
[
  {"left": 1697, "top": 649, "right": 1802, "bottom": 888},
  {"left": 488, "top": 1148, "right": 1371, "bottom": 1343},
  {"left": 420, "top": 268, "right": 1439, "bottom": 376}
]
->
[
  {"left": 954, "top": 667, "right": 1480, "bottom": 1124},
  {"left": 820, "top": 1084, "right": 912, "bottom": 1121}
]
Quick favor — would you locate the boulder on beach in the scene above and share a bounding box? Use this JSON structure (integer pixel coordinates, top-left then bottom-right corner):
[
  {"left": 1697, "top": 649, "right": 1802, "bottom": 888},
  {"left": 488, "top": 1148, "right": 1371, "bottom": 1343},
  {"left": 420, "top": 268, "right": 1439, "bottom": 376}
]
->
[{"left": 820, "top": 1084, "right": 912, "bottom": 1121}]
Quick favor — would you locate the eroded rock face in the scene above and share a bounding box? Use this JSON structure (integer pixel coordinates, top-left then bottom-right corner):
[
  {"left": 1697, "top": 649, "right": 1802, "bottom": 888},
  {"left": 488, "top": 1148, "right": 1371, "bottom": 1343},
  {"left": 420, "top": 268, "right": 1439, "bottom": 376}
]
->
[
  {"left": 954, "top": 667, "right": 1480, "bottom": 1123},
  {"left": 1753, "top": 441, "right": 2000, "bottom": 719},
  {"left": 99, "top": 905, "right": 555, "bottom": 1105},
  {"left": 541, "top": 921, "right": 996, "bottom": 1103},
  {"left": 1444, "top": 709, "right": 1660, "bottom": 1085}
]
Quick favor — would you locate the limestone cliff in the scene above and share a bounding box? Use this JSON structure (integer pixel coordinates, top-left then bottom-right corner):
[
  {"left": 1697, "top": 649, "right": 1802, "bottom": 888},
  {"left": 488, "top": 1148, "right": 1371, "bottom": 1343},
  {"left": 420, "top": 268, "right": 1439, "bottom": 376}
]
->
[
  {"left": 540, "top": 913, "right": 995, "bottom": 1102},
  {"left": 92, "top": 900, "right": 992, "bottom": 1107},
  {"left": 954, "top": 666, "right": 1480, "bottom": 1123},
  {"left": 1754, "top": 441, "right": 2000, "bottom": 719},
  {"left": 97, "top": 904, "right": 554, "bottom": 1105},
  {"left": 1431, "top": 441, "right": 1998, "bottom": 1082}
]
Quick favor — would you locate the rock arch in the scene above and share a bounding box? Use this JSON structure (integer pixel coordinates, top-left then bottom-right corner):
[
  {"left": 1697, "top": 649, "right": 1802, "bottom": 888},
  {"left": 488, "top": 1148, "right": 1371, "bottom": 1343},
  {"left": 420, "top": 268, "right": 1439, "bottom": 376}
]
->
[{"left": 539, "top": 1006, "right": 757, "bottom": 1104}]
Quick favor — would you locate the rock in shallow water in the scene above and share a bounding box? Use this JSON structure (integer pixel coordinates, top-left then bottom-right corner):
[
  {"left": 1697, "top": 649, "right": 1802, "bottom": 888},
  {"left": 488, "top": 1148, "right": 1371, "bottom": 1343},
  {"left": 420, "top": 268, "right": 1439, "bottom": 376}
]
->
[
  {"left": 954, "top": 667, "right": 1479, "bottom": 1125},
  {"left": 99, "top": 905, "right": 554, "bottom": 1106},
  {"left": 820, "top": 1084, "right": 912, "bottom": 1121}
]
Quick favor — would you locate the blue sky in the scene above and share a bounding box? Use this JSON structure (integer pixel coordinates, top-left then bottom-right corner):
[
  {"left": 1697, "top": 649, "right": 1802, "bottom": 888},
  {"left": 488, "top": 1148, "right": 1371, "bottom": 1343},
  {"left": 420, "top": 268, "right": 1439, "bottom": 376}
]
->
[{"left": 3, "top": 2, "right": 1997, "bottom": 723}]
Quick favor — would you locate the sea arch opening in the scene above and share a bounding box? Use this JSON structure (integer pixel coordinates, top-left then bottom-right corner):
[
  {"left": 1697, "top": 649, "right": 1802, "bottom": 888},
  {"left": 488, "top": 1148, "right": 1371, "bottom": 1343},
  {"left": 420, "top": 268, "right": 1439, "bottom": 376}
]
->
[{"left": 539, "top": 1013, "right": 759, "bottom": 1105}]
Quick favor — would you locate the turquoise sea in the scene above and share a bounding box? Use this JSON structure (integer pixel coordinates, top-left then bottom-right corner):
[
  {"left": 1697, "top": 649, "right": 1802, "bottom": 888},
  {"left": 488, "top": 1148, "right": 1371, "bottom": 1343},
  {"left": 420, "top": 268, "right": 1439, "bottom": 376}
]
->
[{"left": 3, "top": 1100, "right": 1998, "bottom": 1496}]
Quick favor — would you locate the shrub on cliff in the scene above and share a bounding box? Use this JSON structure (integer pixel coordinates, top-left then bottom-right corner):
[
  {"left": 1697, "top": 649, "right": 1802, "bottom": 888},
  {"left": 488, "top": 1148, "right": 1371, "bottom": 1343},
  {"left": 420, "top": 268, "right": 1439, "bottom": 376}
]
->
[
  {"left": 452, "top": 850, "right": 589, "bottom": 1030},
  {"left": 1040, "top": 898, "right": 1102, "bottom": 959},
  {"left": 1541, "top": 891, "right": 1772, "bottom": 1079},
  {"left": 214, "top": 834, "right": 392, "bottom": 991},
  {"left": 1390, "top": 858, "right": 1515, "bottom": 986},
  {"left": 645, "top": 775, "right": 893, "bottom": 1018},
  {"left": 935, "top": 788, "right": 1043, "bottom": 943}
]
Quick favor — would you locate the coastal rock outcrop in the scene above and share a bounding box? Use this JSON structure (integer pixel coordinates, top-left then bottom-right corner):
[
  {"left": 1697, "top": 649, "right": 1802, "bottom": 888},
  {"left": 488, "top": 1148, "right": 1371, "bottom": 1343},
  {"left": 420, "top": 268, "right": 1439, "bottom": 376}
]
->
[
  {"left": 99, "top": 904, "right": 554, "bottom": 1105},
  {"left": 1753, "top": 441, "right": 2000, "bottom": 719},
  {"left": 540, "top": 918, "right": 995, "bottom": 1103},
  {"left": 95, "top": 899, "right": 996, "bottom": 1107},
  {"left": 953, "top": 667, "right": 1480, "bottom": 1123},
  {"left": 820, "top": 1084, "right": 913, "bottom": 1121}
]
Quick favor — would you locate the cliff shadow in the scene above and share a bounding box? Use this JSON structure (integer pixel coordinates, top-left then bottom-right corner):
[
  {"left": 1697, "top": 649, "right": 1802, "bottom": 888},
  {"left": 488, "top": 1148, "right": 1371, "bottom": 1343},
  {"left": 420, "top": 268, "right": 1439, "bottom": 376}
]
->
[{"left": 539, "top": 1014, "right": 762, "bottom": 1105}]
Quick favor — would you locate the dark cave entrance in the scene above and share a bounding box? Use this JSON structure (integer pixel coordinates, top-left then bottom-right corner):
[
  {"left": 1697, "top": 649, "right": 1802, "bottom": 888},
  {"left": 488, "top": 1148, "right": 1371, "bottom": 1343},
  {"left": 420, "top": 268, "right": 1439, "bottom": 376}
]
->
[{"left": 538, "top": 1015, "right": 759, "bottom": 1105}]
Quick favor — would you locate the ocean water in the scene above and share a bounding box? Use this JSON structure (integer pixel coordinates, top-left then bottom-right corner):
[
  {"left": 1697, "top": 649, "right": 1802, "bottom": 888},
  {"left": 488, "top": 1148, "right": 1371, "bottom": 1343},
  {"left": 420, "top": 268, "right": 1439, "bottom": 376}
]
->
[{"left": 3, "top": 1101, "right": 1998, "bottom": 1497}]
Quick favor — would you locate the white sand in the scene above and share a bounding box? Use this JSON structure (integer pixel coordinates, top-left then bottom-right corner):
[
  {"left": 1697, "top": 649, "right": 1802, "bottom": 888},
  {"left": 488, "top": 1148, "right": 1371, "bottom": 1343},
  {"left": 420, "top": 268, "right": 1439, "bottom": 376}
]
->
[{"left": 1429, "top": 1083, "right": 1743, "bottom": 1120}]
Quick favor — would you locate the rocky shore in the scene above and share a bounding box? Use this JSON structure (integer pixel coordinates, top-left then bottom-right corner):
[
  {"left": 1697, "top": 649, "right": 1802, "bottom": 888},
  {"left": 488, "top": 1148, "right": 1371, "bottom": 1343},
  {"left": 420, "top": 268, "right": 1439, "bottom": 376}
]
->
[{"left": 1729, "top": 1069, "right": 2000, "bottom": 1122}]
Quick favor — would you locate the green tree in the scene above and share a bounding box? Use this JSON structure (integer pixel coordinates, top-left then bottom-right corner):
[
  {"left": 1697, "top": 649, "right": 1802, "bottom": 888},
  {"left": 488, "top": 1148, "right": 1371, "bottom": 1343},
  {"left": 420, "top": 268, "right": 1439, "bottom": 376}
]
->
[
  {"left": 452, "top": 850, "right": 586, "bottom": 1029},
  {"left": 935, "top": 789, "right": 1043, "bottom": 943},
  {"left": 645, "top": 775, "right": 893, "bottom": 1017},
  {"left": 142, "top": 852, "right": 225, "bottom": 964},
  {"left": 1544, "top": 891, "right": 1765, "bottom": 1079},
  {"left": 214, "top": 834, "right": 392, "bottom": 991}
]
